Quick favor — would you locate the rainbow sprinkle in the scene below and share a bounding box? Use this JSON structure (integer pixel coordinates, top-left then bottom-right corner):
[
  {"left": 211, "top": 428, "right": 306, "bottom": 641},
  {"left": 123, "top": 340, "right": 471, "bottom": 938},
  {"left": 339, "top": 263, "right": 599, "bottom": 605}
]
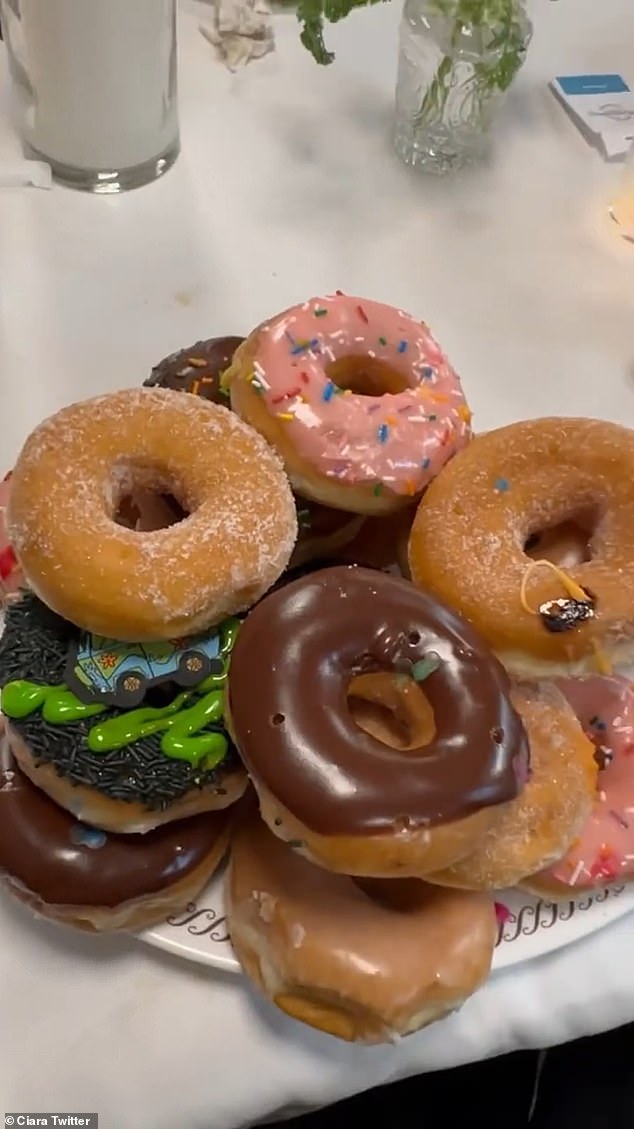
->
[
  {"left": 322, "top": 382, "right": 336, "bottom": 402},
  {"left": 398, "top": 340, "right": 408, "bottom": 353},
  {"left": 377, "top": 423, "right": 389, "bottom": 443},
  {"left": 378, "top": 335, "right": 387, "bottom": 346},
  {"left": 494, "top": 477, "right": 510, "bottom": 493},
  {"left": 421, "top": 366, "right": 435, "bottom": 379},
  {"left": 314, "top": 308, "right": 327, "bottom": 317},
  {"left": 494, "top": 902, "right": 512, "bottom": 925},
  {"left": 421, "top": 457, "right": 431, "bottom": 469}
]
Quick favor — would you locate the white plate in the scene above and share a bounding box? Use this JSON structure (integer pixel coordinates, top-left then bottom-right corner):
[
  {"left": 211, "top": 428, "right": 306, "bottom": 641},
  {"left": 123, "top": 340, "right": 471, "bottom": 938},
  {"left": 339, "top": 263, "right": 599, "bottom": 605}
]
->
[{"left": 139, "top": 867, "right": 634, "bottom": 974}]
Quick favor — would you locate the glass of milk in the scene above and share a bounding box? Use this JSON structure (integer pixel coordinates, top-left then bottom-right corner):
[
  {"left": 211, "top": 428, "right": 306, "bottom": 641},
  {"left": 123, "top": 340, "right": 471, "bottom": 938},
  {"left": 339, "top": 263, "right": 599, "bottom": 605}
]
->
[{"left": 0, "top": 0, "right": 179, "bottom": 192}]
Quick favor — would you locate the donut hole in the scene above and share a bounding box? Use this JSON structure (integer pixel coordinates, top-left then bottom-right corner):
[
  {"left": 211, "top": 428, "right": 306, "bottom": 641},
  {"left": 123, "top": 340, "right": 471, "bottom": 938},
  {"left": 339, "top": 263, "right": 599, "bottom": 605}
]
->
[
  {"left": 325, "top": 356, "right": 411, "bottom": 397},
  {"left": 115, "top": 491, "right": 188, "bottom": 532},
  {"left": 110, "top": 460, "right": 190, "bottom": 532},
  {"left": 523, "top": 508, "right": 597, "bottom": 568},
  {"left": 347, "top": 671, "right": 436, "bottom": 752}
]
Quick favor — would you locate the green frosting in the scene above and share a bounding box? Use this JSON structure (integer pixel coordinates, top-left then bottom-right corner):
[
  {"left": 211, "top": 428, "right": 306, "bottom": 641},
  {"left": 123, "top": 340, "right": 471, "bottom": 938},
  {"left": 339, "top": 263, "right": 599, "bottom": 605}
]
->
[{"left": 1, "top": 631, "right": 237, "bottom": 770}]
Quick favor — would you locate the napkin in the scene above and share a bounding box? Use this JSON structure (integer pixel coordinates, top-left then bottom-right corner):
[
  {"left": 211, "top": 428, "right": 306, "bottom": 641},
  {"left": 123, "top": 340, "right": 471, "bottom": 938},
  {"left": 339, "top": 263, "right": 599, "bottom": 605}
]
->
[{"left": 198, "top": 0, "right": 274, "bottom": 71}]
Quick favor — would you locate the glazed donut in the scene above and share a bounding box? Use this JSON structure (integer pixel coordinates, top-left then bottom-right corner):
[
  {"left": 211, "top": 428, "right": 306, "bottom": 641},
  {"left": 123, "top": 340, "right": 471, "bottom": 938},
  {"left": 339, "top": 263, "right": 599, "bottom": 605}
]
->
[
  {"left": 524, "top": 675, "right": 634, "bottom": 897},
  {"left": 425, "top": 681, "right": 597, "bottom": 891},
  {"left": 408, "top": 418, "right": 634, "bottom": 678},
  {"left": 0, "top": 732, "right": 234, "bottom": 932},
  {"left": 7, "top": 388, "right": 297, "bottom": 641},
  {"left": 0, "top": 471, "right": 24, "bottom": 605},
  {"left": 0, "top": 593, "right": 247, "bottom": 833},
  {"left": 225, "top": 293, "right": 472, "bottom": 516},
  {"left": 227, "top": 813, "right": 497, "bottom": 1044},
  {"left": 227, "top": 565, "right": 529, "bottom": 878}
]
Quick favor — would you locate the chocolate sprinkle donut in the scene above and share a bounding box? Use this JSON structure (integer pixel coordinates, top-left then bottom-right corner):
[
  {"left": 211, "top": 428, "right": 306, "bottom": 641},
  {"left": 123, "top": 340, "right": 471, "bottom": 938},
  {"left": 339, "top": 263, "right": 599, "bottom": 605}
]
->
[
  {"left": 144, "top": 336, "right": 245, "bottom": 401},
  {"left": 0, "top": 593, "right": 241, "bottom": 810}
]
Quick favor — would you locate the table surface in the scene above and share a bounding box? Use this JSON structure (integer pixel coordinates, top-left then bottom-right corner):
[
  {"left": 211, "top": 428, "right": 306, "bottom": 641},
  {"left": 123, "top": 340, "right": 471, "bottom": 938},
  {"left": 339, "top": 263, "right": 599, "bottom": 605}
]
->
[{"left": 1, "top": 1, "right": 634, "bottom": 1126}]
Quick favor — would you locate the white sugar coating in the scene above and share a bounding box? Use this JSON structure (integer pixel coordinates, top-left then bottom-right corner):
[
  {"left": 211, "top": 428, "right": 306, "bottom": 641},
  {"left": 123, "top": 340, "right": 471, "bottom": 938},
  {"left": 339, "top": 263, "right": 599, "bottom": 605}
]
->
[
  {"left": 409, "top": 417, "right": 634, "bottom": 655},
  {"left": 432, "top": 681, "right": 597, "bottom": 890},
  {"left": 8, "top": 387, "right": 298, "bottom": 637}
]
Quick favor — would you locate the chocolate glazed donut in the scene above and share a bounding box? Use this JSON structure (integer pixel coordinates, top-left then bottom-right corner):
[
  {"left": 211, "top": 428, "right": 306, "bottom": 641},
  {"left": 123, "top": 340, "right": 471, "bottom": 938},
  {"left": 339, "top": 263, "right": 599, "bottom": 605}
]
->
[
  {"left": 144, "top": 336, "right": 245, "bottom": 401},
  {"left": 0, "top": 738, "right": 234, "bottom": 932},
  {"left": 227, "top": 566, "right": 529, "bottom": 878}
]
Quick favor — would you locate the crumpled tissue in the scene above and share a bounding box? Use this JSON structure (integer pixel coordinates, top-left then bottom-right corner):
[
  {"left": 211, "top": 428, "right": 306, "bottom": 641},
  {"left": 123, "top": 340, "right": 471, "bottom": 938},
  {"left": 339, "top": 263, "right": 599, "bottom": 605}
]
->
[{"left": 198, "top": 0, "right": 275, "bottom": 70}]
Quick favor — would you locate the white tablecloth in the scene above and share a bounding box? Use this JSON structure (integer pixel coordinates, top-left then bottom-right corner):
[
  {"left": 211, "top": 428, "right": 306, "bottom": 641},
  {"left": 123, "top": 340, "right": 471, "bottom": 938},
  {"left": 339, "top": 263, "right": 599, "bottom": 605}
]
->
[{"left": 1, "top": 1, "right": 634, "bottom": 1126}]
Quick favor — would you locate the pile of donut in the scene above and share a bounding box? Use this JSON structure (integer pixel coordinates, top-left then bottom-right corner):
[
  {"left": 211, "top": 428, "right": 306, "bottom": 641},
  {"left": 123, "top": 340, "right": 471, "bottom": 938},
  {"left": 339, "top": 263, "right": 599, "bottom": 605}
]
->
[{"left": 1, "top": 291, "right": 634, "bottom": 1046}]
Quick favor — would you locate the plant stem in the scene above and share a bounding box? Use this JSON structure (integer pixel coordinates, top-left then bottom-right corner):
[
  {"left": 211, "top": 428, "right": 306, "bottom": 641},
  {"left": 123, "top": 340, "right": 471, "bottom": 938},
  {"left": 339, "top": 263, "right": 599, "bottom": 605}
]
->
[{"left": 411, "top": 0, "right": 528, "bottom": 134}]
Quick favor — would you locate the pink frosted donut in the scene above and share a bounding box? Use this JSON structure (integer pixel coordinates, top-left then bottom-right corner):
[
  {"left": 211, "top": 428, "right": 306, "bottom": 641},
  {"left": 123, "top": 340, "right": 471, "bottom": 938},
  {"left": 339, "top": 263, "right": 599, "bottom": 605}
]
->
[
  {"left": 0, "top": 472, "right": 24, "bottom": 604},
  {"left": 525, "top": 675, "right": 634, "bottom": 896},
  {"left": 226, "top": 293, "right": 473, "bottom": 514}
]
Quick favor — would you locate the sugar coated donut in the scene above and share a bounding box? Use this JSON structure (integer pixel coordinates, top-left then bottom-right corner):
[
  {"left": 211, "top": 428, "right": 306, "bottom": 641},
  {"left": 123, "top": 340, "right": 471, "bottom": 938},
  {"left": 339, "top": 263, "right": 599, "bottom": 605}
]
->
[
  {"left": 426, "top": 682, "right": 597, "bottom": 891},
  {"left": 227, "top": 565, "right": 528, "bottom": 877},
  {"left": 146, "top": 334, "right": 363, "bottom": 568},
  {"left": 0, "top": 471, "right": 24, "bottom": 605},
  {"left": 225, "top": 293, "right": 472, "bottom": 515},
  {"left": 0, "top": 730, "right": 235, "bottom": 932},
  {"left": 409, "top": 418, "right": 634, "bottom": 677},
  {"left": 0, "top": 593, "right": 247, "bottom": 833},
  {"left": 525, "top": 675, "right": 634, "bottom": 897},
  {"left": 228, "top": 813, "right": 497, "bottom": 1044},
  {"left": 7, "top": 388, "right": 297, "bottom": 641}
]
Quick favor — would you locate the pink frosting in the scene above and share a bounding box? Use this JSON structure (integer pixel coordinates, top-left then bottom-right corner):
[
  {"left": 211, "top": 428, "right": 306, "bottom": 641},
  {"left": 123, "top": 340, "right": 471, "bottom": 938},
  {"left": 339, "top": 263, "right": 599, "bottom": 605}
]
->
[
  {"left": 252, "top": 293, "right": 472, "bottom": 497},
  {"left": 0, "top": 473, "right": 23, "bottom": 602},
  {"left": 539, "top": 676, "right": 634, "bottom": 888}
]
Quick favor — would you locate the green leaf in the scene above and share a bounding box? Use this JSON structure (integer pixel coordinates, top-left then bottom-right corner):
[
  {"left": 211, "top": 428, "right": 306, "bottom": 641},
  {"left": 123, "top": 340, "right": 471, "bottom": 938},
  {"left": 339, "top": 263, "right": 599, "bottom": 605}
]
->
[{"left": 296, "top": 0, "right": 388, "bottom": 64}]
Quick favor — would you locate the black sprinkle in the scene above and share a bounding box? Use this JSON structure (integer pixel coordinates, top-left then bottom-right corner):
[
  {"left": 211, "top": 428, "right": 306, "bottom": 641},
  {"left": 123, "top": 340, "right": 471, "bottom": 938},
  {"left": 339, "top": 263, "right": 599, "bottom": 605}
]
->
[
  {"left": 538, "top": 588, "right": 596, "bottom": 634},
  {"left": 594, "top": 746, "right": 614, "bottom": 771},
  {"left": 0, "top": 593, "right": 241, "bottom": 810}
]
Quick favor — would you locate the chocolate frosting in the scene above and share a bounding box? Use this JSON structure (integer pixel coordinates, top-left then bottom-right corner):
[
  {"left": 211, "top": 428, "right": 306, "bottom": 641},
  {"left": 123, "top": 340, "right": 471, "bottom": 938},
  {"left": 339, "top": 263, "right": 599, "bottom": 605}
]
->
[
  {"left": 228, "top": 566, "right": 528, "bottom": 835},
  {"left": 294, "top": 498, "right": 359, "bottom": 541},
  {"left": 0, "top": 747, "right": 231, "bottom": 907},
  {"left": 144, "top": 336, "right": 245, "bottom": 400}
]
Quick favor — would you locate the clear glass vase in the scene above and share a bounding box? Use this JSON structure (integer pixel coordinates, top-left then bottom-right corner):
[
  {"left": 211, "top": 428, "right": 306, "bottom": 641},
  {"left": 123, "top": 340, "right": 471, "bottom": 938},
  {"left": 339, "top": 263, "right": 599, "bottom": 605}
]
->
[{"left": 393, "top": 0, "right": 533, "bottom": 174}]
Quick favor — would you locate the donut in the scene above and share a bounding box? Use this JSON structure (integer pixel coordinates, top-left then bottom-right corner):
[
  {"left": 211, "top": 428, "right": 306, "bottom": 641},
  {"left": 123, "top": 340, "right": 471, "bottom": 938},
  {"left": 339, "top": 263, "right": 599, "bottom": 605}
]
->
[
  {"left": 0, "top": 471, "right": 24, "bottom": 605},
  {"left": 0, "top": 593, "right": 247, "bottom": 833},
  {"left": 7, "top": 388, "right": 297, "bottom": 641},
  {"left": 0, "top": 732, "right": 235, "bottom": 932},
  {"left": 408, "top": 418, "right": 634, "bottom": 678},
  {"left": 339, "top": 505, "right": 417, "bottom": 576},
  {"left": 226, "top": 565, "right": 529, "bottom": 877},
  {"left": 425, "top": 682, "right": 597, "bottom": 891},
  {"left": 225, "top": 293, "right": 472, "bottom": 516},
  {"left": 144, "top": 334, "right": 363, "bottom": 570},
  {"left": 144, "top": 335, "right": 245, "bottom": 400},
  {"left": 524, "top": 675, "right": 634, "bottom": 897},
  {"left": 227, "top": 813, "right": 497, "bottom": 1044},
  {"left": 289, "top": 497, "right": 364, "bottom": 569}
]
